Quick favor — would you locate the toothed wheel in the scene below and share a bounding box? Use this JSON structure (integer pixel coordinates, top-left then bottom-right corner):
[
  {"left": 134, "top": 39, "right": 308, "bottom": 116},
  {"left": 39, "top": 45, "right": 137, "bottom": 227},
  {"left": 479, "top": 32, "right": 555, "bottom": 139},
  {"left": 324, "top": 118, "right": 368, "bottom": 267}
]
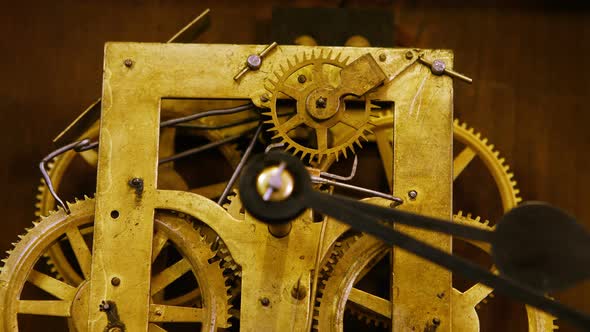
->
[
  {"left": 0, "top": 198, "right": 233, "bottom": 331},
  {"left": 264, "top": 50, "right": 376, "bottom": 162},
  {"left": 35, "top": 125, "right": 242, "bottom": 285},
  {"left": 313, "top": 214, "right": 558, "bottom": 332}
]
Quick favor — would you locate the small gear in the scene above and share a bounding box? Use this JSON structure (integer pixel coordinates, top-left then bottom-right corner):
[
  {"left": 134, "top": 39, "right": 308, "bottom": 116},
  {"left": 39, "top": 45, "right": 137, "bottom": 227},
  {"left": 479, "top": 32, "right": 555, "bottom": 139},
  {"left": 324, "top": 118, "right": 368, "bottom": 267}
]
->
[
  {"left": 264, "top": 50, "right": 378, "bottom": 162},
  {"left": 0, "top": 198, "right": 233, "bottom": 331},
  {"left": 312, "top": 213, "right": 558, "bottom": 331}
]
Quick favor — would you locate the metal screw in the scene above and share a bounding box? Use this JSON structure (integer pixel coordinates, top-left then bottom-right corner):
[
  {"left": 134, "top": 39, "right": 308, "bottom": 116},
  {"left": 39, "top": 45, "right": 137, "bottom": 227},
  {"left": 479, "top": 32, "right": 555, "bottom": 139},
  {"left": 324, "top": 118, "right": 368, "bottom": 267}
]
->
[
  {"left": 155, "top": 309, "right": 163, "bottom": 316},
  {"left": 99, "top": 300, "right": 110, "bottom": 312},
  {"left": 316, "top": 97, "right": 327, "bottom": 109},
  {"left": 111, "top": 277, "right": 121, "bottom": 286},
  {"left": 260, "top": 94, "right": 270, "bottom": 102},
  {"left": 431, "top": 60, "right": 446, "bottom": 75},
  {"left": 124, "top": 59, "right": 133, "bottom": 68},
  {"left": 246, "top": 54, "right": 262, "bottom": 70},
  {"left": 405, "top": 51, "right": 414, "bottom": 60},
  {"left": 379, "top": 53, "right": 387, "bottom": 62},
  {"left": 129, "top": 177, "right": 144, "bottom": 196},
  {"left": 297, "top": 74, "right": 307, "bottom": 83},
  {"left": 260, "top": 297, "right": 270, "bottom": 306},
  {"left": 432, "top": 317, "right": 441, "bottom": 325},
  {"left": 437, "top": 292, "right": 445, "bottom": 299},
  {"left": 108, "top": 328, "right": 123, "bottom": 332},
  {"left": 408, "top": 190, "right": 418, "bottom": 200}
]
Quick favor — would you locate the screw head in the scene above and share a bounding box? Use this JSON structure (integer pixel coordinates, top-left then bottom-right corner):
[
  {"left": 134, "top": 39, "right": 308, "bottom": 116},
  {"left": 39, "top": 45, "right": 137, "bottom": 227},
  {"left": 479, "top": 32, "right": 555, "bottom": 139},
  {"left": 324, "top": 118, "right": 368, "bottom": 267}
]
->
[
  {"left": 260, "top": 94, "right": 270, "bottom": 102},
  {"left": 379, "top": 53, "right": 387, "bottom": 62},
  {"left": 108, "top": 328, "right": 123, "bottom": 332},
  {"left": 432, "top": 317, "right": 441, "bottom": 325},
  {"left": 315, "top": 97, "right": 327, "bottom": 109},
  {"left": 297, "top": 74, "right": 307, "bottom": 83},
  {"left": 431, "top": 59, "right": 446, "bottom": 75},
  {"left": 247, "top": 54, "right": 262, "bottom": 70},
  {"left": 111, "top": 277, "right": 121, "bottom": 286},
  {"left": 124, "top": 59, "right": 133, "bottom": 68},
  {"left": 405, "top": 51, "right": 414, "bottom": 60},
  {"left": 260, "top": 297, "right": 270, "bottom": 306},
  {"left": 155, "top": 309, "right": 163, "bottom": 316},
  {"left": 408, "top": 190, "right": 418, "bottom": 200}
]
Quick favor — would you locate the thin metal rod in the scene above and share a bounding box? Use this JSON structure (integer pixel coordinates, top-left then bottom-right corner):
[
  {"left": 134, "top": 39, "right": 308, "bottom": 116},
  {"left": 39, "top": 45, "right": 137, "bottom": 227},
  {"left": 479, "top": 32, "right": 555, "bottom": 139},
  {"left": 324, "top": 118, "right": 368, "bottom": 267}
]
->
[
  {"left": 160, "top": 103, "right": 254, "bottom": 128},
  {"left": 319, "top": 155, "right": 358, "bottom": 181},
  {"left": 158, "top": 133, "right": 245, "bottom": 164},
  {"left": 306, "top": 191, "right": 590, "bottom": 330},
  {"left": 217, "top": 123, "right": 263, "bottom": 206},
  {"left": 39, "top": 139, "right": 91, "bottom": 214},
  {"left": 311, "top": 176, "right": 403, "bottom": 204}
]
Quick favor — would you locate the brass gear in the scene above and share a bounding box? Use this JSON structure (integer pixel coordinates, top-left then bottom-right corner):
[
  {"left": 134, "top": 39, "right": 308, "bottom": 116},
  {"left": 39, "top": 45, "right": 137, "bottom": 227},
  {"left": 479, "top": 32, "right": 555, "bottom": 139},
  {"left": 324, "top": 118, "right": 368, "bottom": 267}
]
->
[
  {"left": 0, "top": 198, "right": 232, "bottom": 331},
  {"left": 264, "top": 51, "right": 375, "bottom": 162},
  {"left": 35, "top": 125, "right": 243, "bottom": 284},
  {"left": 313, "top": 213, "right": 558, "bottom": 332},
  {"left": 365, "top": 116, "right": 522, "bottom": 211}
]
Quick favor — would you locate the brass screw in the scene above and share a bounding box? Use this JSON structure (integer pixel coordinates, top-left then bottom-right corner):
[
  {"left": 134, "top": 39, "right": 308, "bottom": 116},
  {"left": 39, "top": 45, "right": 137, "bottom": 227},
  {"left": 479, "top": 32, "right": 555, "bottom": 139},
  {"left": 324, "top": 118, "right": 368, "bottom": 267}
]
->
[
  {"left": 405, "top": 51, "right": 414, "bottom": 60},
  {"left": 260, "top": 297, "right": 270, "bottom": 306},
  {"left": 379, "top": 53, "right": 387, "bottom": 62},
  {"left": 111, "top": 277, "right": 121, "bottom": 286},
  {"left": 432, "top": 317, "right": 441, "bottom": 325},
  {"left": 124, "top": 59, "right": 134, "bottom": 68},
  {"left": 260, "top": 94, "right": 270, "bottom": 102},
  {"left": 297, "top": 74, "right": 307, "bottom": 83},
  {"left": 408, "top": 190, "right": 418, "bottom": 200},
  {"left": 108, "top": 328, "right": 123, "bottom": 332},
  {"left": 155, "top": 309, "right": 163, "bottom": 316}
]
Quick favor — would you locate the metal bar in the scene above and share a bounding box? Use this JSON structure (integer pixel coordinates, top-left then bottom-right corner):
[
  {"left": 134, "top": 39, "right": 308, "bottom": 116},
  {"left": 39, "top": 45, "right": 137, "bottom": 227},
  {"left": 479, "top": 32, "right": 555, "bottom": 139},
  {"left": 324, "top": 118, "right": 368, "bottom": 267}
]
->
[
  {"left": 160, "top": 103, "right": 254, "bottom": 128},
  {"left": 217, "top": 123, "right": 263, "bottom": 206},
  {"left": 311, "top": 176, "right": 403, "bottom": 204}
]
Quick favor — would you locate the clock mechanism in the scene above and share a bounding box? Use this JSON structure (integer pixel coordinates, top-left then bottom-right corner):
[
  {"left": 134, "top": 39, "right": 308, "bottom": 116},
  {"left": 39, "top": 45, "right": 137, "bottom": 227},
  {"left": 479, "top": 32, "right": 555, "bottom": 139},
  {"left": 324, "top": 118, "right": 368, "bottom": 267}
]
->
[{"left": 1, "top": 9, "right": 588, "bottom": 332}]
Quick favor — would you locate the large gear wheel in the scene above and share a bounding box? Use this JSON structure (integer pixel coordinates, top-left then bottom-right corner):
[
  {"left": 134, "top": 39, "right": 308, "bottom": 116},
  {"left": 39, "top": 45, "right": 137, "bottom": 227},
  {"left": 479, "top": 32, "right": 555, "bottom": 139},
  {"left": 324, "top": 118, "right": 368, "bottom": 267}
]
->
[
  {"left": 35, "top": 124, "right": 243, "bottom": 284},
  {"left": 363, "top": 116, "right": 523, "bottom": 212},
  {"left": 0, "top": 198, "right": 232, "bottom": 331},
  {"left": 264, "top": 51, "right": 376, "bottom": 162},
  {"left": 313, "top": 213, "right": 557, "bottom": 332}
]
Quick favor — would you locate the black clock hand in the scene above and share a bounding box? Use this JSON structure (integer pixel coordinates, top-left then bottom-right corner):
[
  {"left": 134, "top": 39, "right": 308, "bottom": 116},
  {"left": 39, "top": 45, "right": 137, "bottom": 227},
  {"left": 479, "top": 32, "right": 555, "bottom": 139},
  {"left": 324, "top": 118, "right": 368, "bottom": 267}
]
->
[{"left": 239, "top": 151, "right": 590, "bottom": 331}]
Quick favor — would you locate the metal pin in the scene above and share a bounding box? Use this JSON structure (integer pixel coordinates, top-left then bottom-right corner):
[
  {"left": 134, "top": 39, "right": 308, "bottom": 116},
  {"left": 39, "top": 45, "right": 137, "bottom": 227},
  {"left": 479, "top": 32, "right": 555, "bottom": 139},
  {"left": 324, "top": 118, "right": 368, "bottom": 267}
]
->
[
  {"left": 418, "top": 56, "right": 473, "bottom": 84},
  {"left": 234, "top": 42, "right": 278, "bottom": 81}
]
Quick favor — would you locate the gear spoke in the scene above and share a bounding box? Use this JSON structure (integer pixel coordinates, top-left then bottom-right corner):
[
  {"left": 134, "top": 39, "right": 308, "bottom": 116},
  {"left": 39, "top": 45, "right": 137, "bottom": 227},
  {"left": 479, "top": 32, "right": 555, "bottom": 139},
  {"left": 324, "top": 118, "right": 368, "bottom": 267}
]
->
[
  {"left": 65, "top": 226, "right": 92, "bottom": 279},
  {"left": 150, "top": 258, "right": 192, "bottom": 296},
  {"left": 278, "top": 83, "right": 304, "bottom": 100},
  {"left": 348, "top": 287, "right": 391, "bottom": 319},
  {"left": 149, "top": 304, "right": 205, "bottom": 323},
  {"left": 316, "top": 127, "right": 329, "bottom": 152},
  {"left": 27, "top": 270, "right": 77, "bottom": 300},
  {"left": 340, "top": 114, "right": 360, "bottom": 130},
  {"left": 151, "top": 229, "right": 169, "bottom": 263},
  {"left": 453, "top": 146, "right": 477, "bottom": 180},
  {"left": 277, "top": 115, "right": 303, "bottom": 134},
  {"left": 312, "top": 61, "right": 325, "bottom": 85},
  {"left": 17, "top": 300, "right": 71, "bottom": 317}
]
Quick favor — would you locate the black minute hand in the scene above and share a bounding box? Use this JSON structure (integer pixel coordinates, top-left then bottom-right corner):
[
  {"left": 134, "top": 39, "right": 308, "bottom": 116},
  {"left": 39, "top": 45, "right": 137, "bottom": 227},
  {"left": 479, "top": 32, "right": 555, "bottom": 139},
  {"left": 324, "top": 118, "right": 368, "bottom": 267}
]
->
[{"left": 239, "top": 151, "right": 590, "bottom": 331}]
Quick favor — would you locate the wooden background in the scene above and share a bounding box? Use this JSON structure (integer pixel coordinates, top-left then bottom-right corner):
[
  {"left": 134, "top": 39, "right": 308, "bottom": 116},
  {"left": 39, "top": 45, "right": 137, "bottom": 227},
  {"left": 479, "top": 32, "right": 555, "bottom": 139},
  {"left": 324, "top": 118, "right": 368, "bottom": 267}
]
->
[{"left": 0, "top": 0, "right": 588, "bottom": 330}]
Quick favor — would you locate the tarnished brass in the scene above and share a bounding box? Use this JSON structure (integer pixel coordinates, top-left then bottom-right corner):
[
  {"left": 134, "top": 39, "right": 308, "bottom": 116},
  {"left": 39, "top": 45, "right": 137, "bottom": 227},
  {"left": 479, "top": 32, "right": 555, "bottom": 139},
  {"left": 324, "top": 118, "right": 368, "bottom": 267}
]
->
[{"left": 0, "top": 27, "right": 557, "bottom": 331}]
